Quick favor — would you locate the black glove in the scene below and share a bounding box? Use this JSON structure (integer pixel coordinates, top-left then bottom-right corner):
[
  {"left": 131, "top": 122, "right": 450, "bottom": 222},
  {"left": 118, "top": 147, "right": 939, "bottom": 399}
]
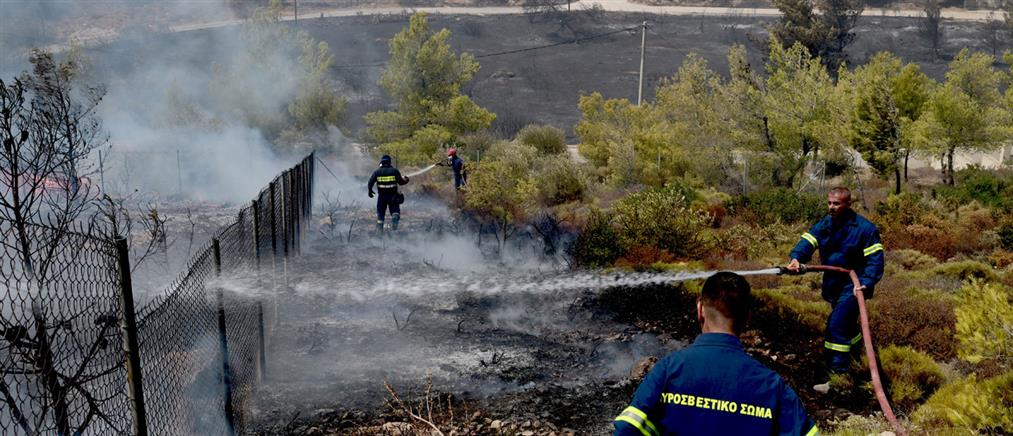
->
[
  {"left": 368, "top": 190, "right": 374, "bottom": 198},
  {"left": 403, "top": 176, "right": 410, "bottom": 183}
]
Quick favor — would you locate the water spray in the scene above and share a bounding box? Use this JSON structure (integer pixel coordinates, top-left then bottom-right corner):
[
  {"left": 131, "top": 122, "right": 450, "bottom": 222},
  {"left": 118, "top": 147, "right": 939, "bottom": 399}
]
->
[{"left": 404, "top": 164, "right": 438, "bottom": 178}]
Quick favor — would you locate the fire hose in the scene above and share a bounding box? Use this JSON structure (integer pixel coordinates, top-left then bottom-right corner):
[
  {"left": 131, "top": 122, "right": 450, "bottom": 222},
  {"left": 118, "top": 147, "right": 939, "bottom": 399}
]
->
[{"left": 779, "top": 264, "right": 906, "bottom": 436}]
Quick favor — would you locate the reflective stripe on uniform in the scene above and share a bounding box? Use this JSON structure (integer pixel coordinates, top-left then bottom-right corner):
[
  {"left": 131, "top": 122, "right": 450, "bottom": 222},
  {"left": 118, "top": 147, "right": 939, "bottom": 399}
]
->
[
  {"left": 377, "top": 184, "right": 397, "bottom": 189},
  {"left": 377, "top": 176, "right": 396, "bottom": 182},
  {"left": 825, "top": 341, "right": 851, "bottom": 352},
  {"left": 850, "top": 333, "right": 862, "bottom": 345},
  {"left": 806, "top": 424, "right": 820, "bottom": 436},
  {"left": 614, "top": 406, "right": 659, "bottom": 436},
  {"left": 863, "top": 243, "right": 884, "bottom": 256},
  {"left": 800, "top": 232, "right": 818, "bottom": 248}
]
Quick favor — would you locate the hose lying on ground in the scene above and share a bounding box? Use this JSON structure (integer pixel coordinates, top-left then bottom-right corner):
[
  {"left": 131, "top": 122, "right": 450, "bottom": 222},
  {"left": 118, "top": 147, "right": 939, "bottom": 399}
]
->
[{"left": 780, "top": 264, "right": 906, "bottom": 436}]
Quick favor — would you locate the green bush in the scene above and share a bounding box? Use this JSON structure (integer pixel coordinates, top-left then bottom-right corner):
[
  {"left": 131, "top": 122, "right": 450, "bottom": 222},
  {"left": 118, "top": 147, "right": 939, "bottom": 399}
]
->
[
  {"left": 874, "top": 193, "right": 931, "bottom": 227},
  {"left": 612, "top": 185, "right": 711, "bottom": 258},
  {"left": 890, "top": 249, "right": 939, "bottom": 271},
  {"left": 933, "top": 166, "right": 1013, "bottom": 212},
  {"left": 955, "top": 280, "right": 1013, "bottom": 366},
  {"left": 912, "top": 372, "right": 1013, "bottom": 433},
  {"left": 931, "top": 260, "right": 999, "bottom": 282},
  {"left": 875, "top": 345, "right": 945, "bottom": 411},
  {"left": 752, "top": 286, "right": 829, "bottom": 332},
  {"left": 517, "top": 124, "right": 566, "bottom": 155},
  {"left": 998, "top": 222, "right": 1013, "bottom": 251},
  {"left": 533, "top": 156, "right": 588, "bottom": 205},
  {"left": 570, "top": 208, "right": 624, "bottom": 267},
  {"left": 732, "top": 188, "right": 824, "bottom": 226}
]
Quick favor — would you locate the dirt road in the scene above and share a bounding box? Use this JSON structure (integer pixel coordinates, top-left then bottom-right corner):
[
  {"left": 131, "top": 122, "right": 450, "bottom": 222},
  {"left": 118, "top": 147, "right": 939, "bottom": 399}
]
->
[{"left": 45, "top": 0, "right": 1000, "bottom": 52}]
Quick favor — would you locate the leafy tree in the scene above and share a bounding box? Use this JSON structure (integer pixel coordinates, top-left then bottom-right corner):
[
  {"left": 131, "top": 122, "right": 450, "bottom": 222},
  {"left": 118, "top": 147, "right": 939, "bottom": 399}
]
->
[
  {"left": 207, "top": 0, "right": 346, "bottom": 141},
  {"left": 365, "top": 12, "right": 495, "bottom": 165},
  {"left": 288, "top": 39, "right": 347, "bottom": 131},
  {"left": 763, "top": 39, "right": 846, "bottom": 187},
  {"left": 910, "top": 50, "right": 1007, "bottom": 185},
  {"left": 464, "top": 142, "right": 537, "bottom": 249},
  {"left": 921, "top": 0, "right": 944, "bottom": 58},
  {"left": 844, "top": 52, "right": 905, "bottom": 194},
  {"left": 892, "top": 62, "right": 935, "bottom": 181},
  {"left": 769, "top": 0, "right": 863, "bottom": 71}
]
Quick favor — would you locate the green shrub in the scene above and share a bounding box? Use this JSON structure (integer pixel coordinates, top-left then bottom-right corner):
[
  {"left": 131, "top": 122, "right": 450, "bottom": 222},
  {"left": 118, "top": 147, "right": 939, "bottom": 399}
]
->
[
  {"left": 517, "top": 124, "right": 566, "bottom": 155},
  {"left": 890, "top": 249, "right": 939, "bottom": 271},
  {"left": 752, "top": 286, "right": 829, "bottom": 332},
  {"left": 732, "top": 188, "right": 824, "bottom": 226},
  {"left": 999, "top": 222, "right": 1013, "bottom": 251},
  {"left": 612, "top": 185, "right": 711, "bottom": 259},
  {"left": 570, "top": 208, "right": 624, "bottom": 267},
  {"left": 933, "top": 166, "right": 1013, "bottom": 212},
  {"left": 826, "top": 414, "right": 895, "bottom": 436},
  {"left": 955, "top": 280, "right": 1013, "bottom": 366},
  {"left": 931, "top": 260, "right": 999, "bottom": 282},
  {"left": 875, "top": 193, "right": 931, "bottom": 227},
  {"left": 533, "top": 156, "right": 588, "bottom": 205},
  {"left": 875, "top": 345, "right": 945, "bottom": 411},
  {"left": 912, "top": 372, "right": 1013, "bottom": 433}
]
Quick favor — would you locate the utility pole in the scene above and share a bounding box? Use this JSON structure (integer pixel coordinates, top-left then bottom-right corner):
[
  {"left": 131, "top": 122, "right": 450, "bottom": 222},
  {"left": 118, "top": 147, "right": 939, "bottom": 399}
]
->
[
  {"left": 637, "top": 21, "right": 647, "bottom": 106},
  {"left": 294, "top": 0, "right": 298, "bottom": 24}
]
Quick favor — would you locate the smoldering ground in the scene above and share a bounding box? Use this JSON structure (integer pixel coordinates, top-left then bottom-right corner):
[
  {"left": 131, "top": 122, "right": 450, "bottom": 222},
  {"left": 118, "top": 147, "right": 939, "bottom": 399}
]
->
[{"left": 229, "top": 196, "right": 693, "bottom": 434}]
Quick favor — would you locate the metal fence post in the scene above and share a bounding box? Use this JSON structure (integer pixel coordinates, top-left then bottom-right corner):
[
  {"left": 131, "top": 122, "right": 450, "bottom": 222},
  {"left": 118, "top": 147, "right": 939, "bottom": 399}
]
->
[
  {"left": 212, "top": 238, "right": 236, "bottom": 435},
  {"left": 269, "top": 181, "right": 279, "bottom": 327},
  {"left": 282, "top": 171, "right": 289, "bottom": 258},
  {"left": 115, "top": 237, "right": 148, "bottom": 436},
  {"left": 257, "top": 302, "right": 267, "bottom": 382},
  {"left": 252, "top": 199, "right": 261, "bottom": 271}
]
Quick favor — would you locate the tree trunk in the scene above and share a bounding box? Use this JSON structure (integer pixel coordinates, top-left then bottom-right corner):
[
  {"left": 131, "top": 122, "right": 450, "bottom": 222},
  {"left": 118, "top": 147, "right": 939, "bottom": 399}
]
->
[
  {"left": 33, "top": 305, "right": 71, "bottom": 436},
  {"left": 894, "top": 167, "right": 902, "bottom": 195},
  {"left": 947, "top": 148, "right": 956, "bottom": 186},
  {"left": 904, "top": 150, "right": 910, "bottom": 182}
]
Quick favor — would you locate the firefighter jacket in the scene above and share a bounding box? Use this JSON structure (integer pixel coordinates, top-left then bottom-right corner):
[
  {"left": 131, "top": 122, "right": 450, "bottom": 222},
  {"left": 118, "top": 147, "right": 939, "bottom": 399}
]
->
[
  {"left": 450, "top": 155, "right": 466, "bottom": 188},
  {"left": 368, "top": 164, "right": 408, "bottom": 194},
  {"left": 789, "top": 209, "right": 885, "bottom": 301},
  {"left": 614, "top": 333, "right": 818, "bottom": 436}
]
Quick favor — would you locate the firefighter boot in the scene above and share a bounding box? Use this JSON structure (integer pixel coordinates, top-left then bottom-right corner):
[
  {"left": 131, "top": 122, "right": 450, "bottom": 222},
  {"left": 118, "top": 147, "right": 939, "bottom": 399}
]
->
[
  {"left": 391, "top": 213, "right": 400, "bottom": 231},
  {"left": 376, "top": 220, "right": 384, "bottom": 233}
]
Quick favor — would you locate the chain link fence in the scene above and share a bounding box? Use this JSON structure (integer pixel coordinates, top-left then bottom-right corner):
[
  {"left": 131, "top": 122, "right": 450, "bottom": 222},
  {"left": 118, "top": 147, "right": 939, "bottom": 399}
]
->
[{"left": 1, "top": 152, "right": 315, "bottom": 435}]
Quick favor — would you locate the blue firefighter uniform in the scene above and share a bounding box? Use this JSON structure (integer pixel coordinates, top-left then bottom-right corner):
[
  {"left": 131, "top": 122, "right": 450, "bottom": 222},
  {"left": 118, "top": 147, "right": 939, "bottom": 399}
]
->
[
  {"left": 788, "top": 208, "right": 884, "bottom": 373},
  {"left": 450, "top": 154, "right": 466, "bottom": 189},
  {"left": 367, "top": 156, "right": 409, "bottom": 231},
  {"left": 614, "top": 333, "right": 818, "bottom": 436}
]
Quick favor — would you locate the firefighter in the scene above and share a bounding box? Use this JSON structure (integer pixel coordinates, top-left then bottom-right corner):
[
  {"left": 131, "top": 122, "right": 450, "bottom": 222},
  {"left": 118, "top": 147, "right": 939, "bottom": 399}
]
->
[
  {"left": 447, "top": 148, "right": 466, "bottom": 190},
  {"left": 614, "top": 272, "right": 818, "bottom": 436},
  {"left": 367, "top": 155, "right": 409, "bottom": 232},
  {"left": 785, "top": 186, "right": 884, "bottom": 393}
]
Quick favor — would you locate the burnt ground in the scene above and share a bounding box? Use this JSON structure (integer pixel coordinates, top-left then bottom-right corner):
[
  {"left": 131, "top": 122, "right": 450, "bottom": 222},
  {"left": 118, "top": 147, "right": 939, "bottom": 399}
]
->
[
  {"left": 249, "top": 199, "right": 681, "bottom": 434},
  {"left": 246, "top": 197, "right": 880, "bottom": 435}
]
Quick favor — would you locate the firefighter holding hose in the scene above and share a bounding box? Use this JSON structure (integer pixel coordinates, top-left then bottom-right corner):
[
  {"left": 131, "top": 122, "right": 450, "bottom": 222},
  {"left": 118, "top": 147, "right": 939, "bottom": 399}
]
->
[
  {"left": 785, "top": 187, "right": 884, "bottom": 393},
  {"left": 368, "top": 155, "right": 409, "bottom": 232}
]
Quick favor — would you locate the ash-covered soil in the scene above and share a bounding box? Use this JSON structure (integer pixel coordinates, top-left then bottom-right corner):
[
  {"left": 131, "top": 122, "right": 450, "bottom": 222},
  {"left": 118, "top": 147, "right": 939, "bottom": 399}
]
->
[
  {"left": 250, "top": 201, "right": 683, "bottom": 434},
  {"left": 244, "top": 195, "right": 877, "bottom": 435}
]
